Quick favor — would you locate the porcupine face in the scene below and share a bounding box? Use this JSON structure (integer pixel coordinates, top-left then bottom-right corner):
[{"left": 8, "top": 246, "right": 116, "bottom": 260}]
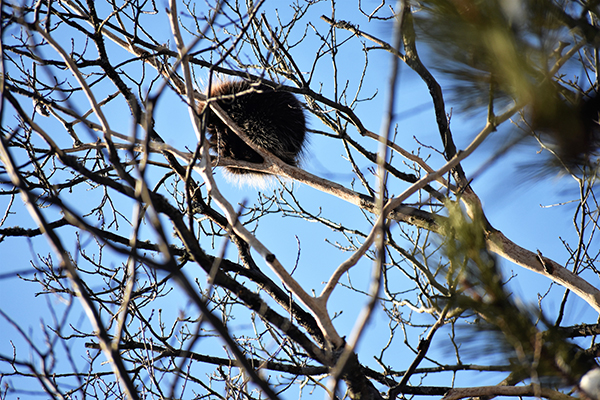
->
[{"left": 200, "top": 80, "right": 307, "bottom": 176}]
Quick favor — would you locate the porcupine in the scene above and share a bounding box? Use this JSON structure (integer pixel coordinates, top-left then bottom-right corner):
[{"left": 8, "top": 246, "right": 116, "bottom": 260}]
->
[{"left": 199, "top": 80, "right": 307, "bottom": 179}]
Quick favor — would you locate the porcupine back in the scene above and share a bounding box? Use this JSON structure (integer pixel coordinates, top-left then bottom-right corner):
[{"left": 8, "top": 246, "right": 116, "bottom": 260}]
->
[{"left": 200, "top": 80, "right": 307, "bottom": 176}]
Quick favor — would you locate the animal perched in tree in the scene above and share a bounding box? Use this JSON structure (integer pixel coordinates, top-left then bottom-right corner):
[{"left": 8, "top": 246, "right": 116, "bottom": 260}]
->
[{"left": 198, "top": 79, "right": 307, "bottom": 177}]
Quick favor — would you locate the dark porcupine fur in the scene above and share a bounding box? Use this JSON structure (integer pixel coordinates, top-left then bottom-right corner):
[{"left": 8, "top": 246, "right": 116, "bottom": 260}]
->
[{"left": 199, "top": 80, "right": 307, "bottom": 176}]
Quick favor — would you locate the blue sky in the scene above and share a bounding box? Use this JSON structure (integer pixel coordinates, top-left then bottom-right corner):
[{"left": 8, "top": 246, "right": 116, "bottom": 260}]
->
[{"left": 1, "top": 0, "right": 599, "bottom": 398}]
